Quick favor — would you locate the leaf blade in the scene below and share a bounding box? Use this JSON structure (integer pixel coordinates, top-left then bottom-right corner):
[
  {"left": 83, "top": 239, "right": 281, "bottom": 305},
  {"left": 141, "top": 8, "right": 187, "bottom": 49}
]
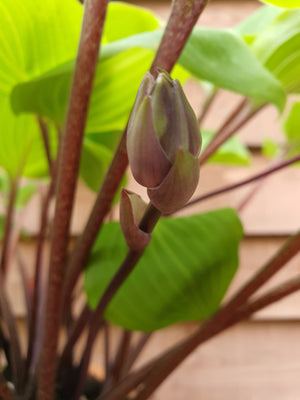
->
[{"left": 85, "top": 209, "right": 243, "bottom": 331}]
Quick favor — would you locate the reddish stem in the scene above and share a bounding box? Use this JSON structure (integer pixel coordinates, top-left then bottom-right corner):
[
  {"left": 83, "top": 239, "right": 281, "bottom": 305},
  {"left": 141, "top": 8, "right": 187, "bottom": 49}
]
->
[
  {"left": 150, "top": 0, "right": 209, "bottom": 74},
  {"left": 62, "top": 0, "right": 210, "bottom": 311},
  {"left": 38, "top": 0, "right": 109, "bottom": 398},
  {"left": 0, "top": 179, "right": 18, "bottom": 278},
  {"left": 199, "top": 103, "right": 264, "bottom": 165}
]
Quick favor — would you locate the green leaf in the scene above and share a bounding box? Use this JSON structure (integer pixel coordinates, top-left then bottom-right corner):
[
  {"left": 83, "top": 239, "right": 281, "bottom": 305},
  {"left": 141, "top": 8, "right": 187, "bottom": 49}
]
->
[
  {"left": 0, "top": 0, "right": 83, "bottom": 96},
  {"left": 262, "top": 138, "right": 281, "bottom": 158},
  {"left": 102, "top": 2, "right": 160, "bottom": 43},
  {"left": 11, "top": 48, "right": 154, "bottom": 132},
  {"left": 283, "top": 102, "right": 300, "bottom": 142},
  {"left": 260, "top": 0, "right": 300, "bottom": 8},
  {"left": 0, "top": 96, "right": 41, "bottom": 178},
  {"left": 201, "top": 130, "right": 251, "bottom": 166},
  {"left": 96, "top": 28, "right": 285, "bottom": 109},
  {"left": 235, "top": 5, "right": 283, "bottom": 44},
  {"left": 85, "top": 209, "right": 243, "bottom": 331},
  {"left": 80, "top": 137, "right": 115, "bottom": 192},
  {"left": 179, "top": 28, "right": 285, "bottom": 110},
  {"left": 251, "top": 10, "right": 300, "bottom": 93},
  {"left": 0, "top": 0, "right": 82, "bottom": 177},
  {"left": 15, "top": 183, "right": 37, "bottom": 209}
]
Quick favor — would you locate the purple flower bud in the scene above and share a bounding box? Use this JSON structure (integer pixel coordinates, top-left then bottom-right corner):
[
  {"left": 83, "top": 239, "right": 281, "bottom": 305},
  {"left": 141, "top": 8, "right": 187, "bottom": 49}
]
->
[{"left": 127, "top": 71, "right": 201, "bottom": 213}]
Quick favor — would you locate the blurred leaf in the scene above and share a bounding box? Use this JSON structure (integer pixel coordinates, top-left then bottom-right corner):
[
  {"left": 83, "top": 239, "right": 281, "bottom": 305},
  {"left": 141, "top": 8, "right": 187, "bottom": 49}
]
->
[
  {"left": 283, "top": 101, "right": 300, "bottom": 142},
  {"left": 102, "top": 2, "right": 160, "bottom": 43},
  {"left": 80, "top": 137, "right": 114, "bottom": 192},
  {"left": 260, "top": 0, "right": 300, "bottom": 8},
  {"left": 96, "top": 28, "right": 285, "bottom": 109},
  {"left": 86, "top": 48, "right": 153, "bottom": 133},
  {"left": 22, "top": 122, "right": 58, "bottom": 179},
  {"left": 85, "top": 209, "right": 243, "bottom": 331},
  {"left": 251, "top": 10, "right": 300, "bottom": 93},
  {"left": 282, "top": 101, "right": 300, "bottom": 158},
  {"left": 0, "top": 216, "right": 4, "bottom": 239},
  {"left": 12, "top": 48, "right": 154, "bottom": 132},
  {"left": 0, "top": 0, "right": 82, "bottom": 177},
  {"left": 0, "top": 96, "right": 41, "bottom": 178},
  {"left": 179, "top": 28, "right": 285, "bottom": 110},
  {"left": 2, "top": 1, "right": 161, "bottom": 178},
  {"left": 235, "top": 5, "right": 282, "bottom": 44},
  {"left": 80, "top": 131, "right": 127, "bottom": 200},
  {"left": 15, "top": 183, "right": 37, "bottom": 209},
  {"left": 0, "top": 0, "right": 83, "bottom": 96},
  {"left": 201, "top": 130, "right": 251, "bottom": 166},
  {"left": 262, "top": 138, "right": 281, "bottom": 158}
]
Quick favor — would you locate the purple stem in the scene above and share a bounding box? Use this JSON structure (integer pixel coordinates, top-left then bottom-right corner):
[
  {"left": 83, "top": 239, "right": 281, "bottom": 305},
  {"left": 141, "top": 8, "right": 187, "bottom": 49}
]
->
[{"left": 38, "top": 0, "right": 109, "bottom": 398}]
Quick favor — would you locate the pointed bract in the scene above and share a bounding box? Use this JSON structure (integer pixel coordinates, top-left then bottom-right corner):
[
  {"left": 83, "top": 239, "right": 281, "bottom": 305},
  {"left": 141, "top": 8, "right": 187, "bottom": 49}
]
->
[
  {"left": 120, "top": 189, "right": 151, "bottom": 251},
  {"left": 148, "top": 149, "right": 200, "bottom": 214}
]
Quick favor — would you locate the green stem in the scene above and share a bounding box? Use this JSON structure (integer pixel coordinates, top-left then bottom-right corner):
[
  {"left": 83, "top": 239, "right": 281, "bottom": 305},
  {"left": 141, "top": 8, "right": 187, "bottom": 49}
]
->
[{"left": 37, "top": 0, "right": 109, "bottom": 398}]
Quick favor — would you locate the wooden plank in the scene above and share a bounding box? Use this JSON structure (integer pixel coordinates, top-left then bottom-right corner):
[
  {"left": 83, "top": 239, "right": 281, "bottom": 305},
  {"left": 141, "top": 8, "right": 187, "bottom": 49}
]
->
[{"left": 147, "top": 321, "right": 300, "bottom": 400}]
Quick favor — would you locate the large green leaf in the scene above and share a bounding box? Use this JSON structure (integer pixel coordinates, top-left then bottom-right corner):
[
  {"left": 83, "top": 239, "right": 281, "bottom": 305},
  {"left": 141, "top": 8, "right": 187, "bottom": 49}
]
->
[
  {"left": 201, "top": 130, "right": 251, "bottom": 166},
  {"left": 179, "top": 28, "right": 285, "bottom": 110},
  {"left": 235, "top": 5, "right": 283, "bottom": 44},
  {"left": 0, "top": 96, "right": 42, "bottom": 178},
  {"left": 0, "top": 0, "right": 160, "bottom": 177},
  {"left": 80, "top": 134, "right": 118, "bottom": 192},
  {"left": 85, "top": 209, "right": 243, "bottom": 331},
  {"left": 11, "top": 48, "right": 154, "bottom": 130},
  {"left": 251, "top": 10, "right": 300, "bottom": 93},
  {"left": 260, "top": 0, "right": 300, "bottom": 8},
  {"left": 102, "top": 2, "right": 160, "bottom": 43},
  {"left": 0, "top": 0, "right": 82, "bottom": 176},
  {"left": 0, "top": 0, "right": 83, "bottom": 96},
  {"left": 92, "top": 28, "right": 286, "bottom": 108}
]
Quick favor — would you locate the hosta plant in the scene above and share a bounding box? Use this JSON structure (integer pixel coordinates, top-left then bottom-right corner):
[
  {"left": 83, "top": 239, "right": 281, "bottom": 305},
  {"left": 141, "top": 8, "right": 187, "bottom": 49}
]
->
[{"left": 0, "top": 0, "right": 299, "bottom": 399}]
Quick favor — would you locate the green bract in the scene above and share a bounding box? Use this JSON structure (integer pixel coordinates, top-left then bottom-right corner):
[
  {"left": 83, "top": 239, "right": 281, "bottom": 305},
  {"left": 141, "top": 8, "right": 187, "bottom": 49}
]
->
[{"left": 127, "top": 71, "right": 201, "bottom": 213}]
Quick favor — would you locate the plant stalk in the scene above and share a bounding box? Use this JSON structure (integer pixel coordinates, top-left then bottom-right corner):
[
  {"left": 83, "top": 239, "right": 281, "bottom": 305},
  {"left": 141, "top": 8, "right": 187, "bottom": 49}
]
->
[
  {"left": 37, "top": 118, "right": 53, "bottom": 173},
  {"left": 37, "top": 0, "right": 109, "bottom": 398},
  {"left": 150, "top": 0, "right": 209, "bottom": 75},
  {"left": 72, "top": 204, "right": 161, "bottom": 398},
  {"left": 197, "top": 87, "right": 218, "bottom": 125},
  {"left": 62, "top": 0, "right": 210, "bottom": 310}
]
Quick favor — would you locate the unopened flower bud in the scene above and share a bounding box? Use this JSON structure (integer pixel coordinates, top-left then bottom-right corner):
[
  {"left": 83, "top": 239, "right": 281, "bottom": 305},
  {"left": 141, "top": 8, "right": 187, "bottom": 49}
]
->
[{"left": 127, "top": 71, "right": 201, "bottom": 213}]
